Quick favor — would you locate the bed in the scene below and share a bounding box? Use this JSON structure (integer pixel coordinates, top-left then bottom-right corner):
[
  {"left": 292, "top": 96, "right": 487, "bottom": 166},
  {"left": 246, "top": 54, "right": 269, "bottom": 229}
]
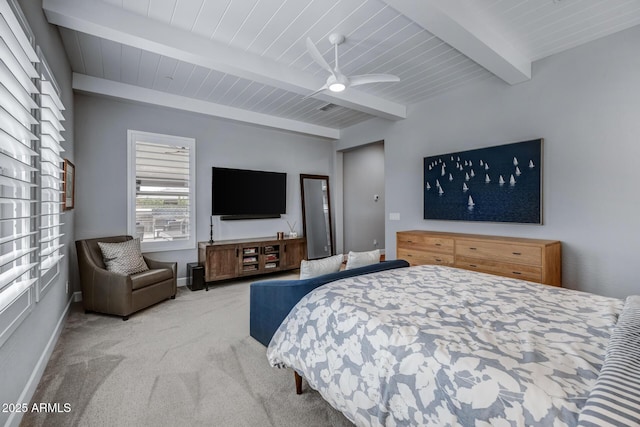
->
[{"left": 266, "top": 265, "right": 640, "bottom": 426}]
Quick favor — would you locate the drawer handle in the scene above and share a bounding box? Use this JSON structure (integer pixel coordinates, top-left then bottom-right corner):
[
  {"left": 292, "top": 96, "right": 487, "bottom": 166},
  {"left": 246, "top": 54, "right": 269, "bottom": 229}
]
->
[
  {"left": 435, "top": 258, "right": 442, "bottom": 262},
  {"left": 469, "top": 264, "right": 477, "bottom": 267},
  {"left": 407, "top": 254, "right": 413, "bottom": 257},
  {"left": 512, "top": 252, "right": 522, "bottom": 256},
  {"left": 407, "top": 240, "right": 414, "bottom": 243},
  {"left": 469, "top": 247, "right": 477, "bottom": 250},
  {"left": 435, "top": 243, "right": 441, "bottom": 246},
  {"left": 512, "top": 271, "right": 522, "bottom": 275}
]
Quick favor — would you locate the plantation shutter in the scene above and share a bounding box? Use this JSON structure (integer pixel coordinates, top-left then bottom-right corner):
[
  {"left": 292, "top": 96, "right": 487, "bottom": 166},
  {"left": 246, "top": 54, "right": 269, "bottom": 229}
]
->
[
  {"left": 134, "top": 139, "right": 191, "bottom": 245},
  {"left": 0, "top": 0, "right": 39, "bottom": 315},
  {"left": 38, "top": 57, "right": 64, "bottom": 287}
]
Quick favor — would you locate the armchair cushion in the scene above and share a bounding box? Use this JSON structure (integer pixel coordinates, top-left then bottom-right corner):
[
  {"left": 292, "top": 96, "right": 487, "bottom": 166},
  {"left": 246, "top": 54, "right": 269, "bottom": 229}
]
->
[
  {"left": 97, "top": 238, "right": 149, "bottom": 276},
  {"left": 130, "top": 268, "right": 173, "bottom": 290}
]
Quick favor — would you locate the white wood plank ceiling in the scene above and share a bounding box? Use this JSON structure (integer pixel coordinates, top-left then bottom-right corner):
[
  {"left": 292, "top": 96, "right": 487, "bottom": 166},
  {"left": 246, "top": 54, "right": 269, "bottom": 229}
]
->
[{"left": 43, "top": 0, "right": 640, "bottom": 139}]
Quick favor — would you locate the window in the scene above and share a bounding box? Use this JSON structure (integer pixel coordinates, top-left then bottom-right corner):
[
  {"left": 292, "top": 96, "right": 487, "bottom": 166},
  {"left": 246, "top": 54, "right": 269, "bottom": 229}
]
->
[
  {"left": 38, "top": 54, "right": 65, "bottom": 297},
  {"left": 127, "top": 130, "right": 196, "bottom": 252},
  {"left": 0, "top": 0, "right": 65, "bottom": 346}
]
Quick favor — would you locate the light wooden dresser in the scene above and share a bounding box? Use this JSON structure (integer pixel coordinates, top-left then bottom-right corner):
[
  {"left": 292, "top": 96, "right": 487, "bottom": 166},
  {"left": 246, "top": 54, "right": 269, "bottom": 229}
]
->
[{"left": 396, "top": 230, "right": 562, "bottom": 286}]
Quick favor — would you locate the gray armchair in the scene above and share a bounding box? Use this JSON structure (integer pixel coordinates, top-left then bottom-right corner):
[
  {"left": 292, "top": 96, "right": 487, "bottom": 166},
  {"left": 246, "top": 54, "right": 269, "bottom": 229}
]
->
[{"left": 76, "top": 235, "right": 177, "bottom": 320}]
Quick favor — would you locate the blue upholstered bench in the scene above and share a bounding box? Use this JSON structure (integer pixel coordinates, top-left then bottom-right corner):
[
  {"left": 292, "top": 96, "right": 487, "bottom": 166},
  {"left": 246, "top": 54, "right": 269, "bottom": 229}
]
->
[{"left": 249, "top": 259, "right": 410, "bottom": 346}]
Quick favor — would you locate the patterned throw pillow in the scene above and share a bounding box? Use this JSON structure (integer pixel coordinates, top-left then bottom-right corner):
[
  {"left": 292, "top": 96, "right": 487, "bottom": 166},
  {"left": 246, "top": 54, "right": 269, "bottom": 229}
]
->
[{"left": 98, "top": 238, "right": 149, "bottom": 276}]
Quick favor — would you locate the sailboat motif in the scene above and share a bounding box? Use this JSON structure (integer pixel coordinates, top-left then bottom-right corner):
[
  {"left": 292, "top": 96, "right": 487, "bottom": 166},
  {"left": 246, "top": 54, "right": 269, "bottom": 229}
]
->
[
  {"left": 463, "top": 183, "right": 469, "bottom": 191},
  {"left": 513, "top": 157, "right": 518, "bottom": 166},
  {"left": 480, "top": 160, "right": 484, "bottom": 166},
  {"left": 449, "top": 173, "right": 453, "bottom": 181},
  {"left": 529, "top": 160, "right": 535, "bottom": 168},
  {"left": 485, "top": 163, "right": 489, "bottom": 170},
  {"left": 441, "top": 164, "right": 446, "bottom": 176},
  {"left": 515, "top": 166, "right": 521, "bottom": 176},
  {"left": 509, "top": 174, "right": 516, "bottom": 185},
  {"left": 485, "top": 174, "right": 490, "bottom": 183},
  {"left": 435, "top": 179, "right": 441, "bottom": 187},
  {"left": 438, "top": 186, "right": 444, "bottom": 195},
  {"left": 468, "top": 195, "right": 475, "bottom": 207},
  {"left": 426, "top": 182, "right": 431, "bottom": 190},
  {"left": 498, "top": 175, "right": 505, "bottom": 185},
  {"left": 470, "top": 169, "right": 475, "bottom": 177},
  {"left": 465, "top": 172, "right": 470, "bottom": 181}
]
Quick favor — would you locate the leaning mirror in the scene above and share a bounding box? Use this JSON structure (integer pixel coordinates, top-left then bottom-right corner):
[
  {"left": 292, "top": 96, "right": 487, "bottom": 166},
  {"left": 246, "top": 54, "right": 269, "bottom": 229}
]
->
[{"left": 300, "top": 174, "right": 334, "bottom": 260}]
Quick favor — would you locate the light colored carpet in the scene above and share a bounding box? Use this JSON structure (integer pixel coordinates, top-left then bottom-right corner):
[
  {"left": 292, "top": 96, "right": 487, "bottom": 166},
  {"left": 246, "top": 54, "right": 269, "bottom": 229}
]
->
[{"left": 21, "top": 274, "right": 353, "bottom": 427}]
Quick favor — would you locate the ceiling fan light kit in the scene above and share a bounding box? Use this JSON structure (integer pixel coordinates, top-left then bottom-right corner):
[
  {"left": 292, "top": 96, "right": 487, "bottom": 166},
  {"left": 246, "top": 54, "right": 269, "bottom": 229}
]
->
[{"left": 305, "top": 33, "right": 400, "bottom": 99}]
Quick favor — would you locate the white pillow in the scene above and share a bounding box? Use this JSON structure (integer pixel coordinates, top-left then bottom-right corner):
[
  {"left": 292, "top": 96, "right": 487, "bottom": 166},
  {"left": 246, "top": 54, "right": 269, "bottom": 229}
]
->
[
  {"left": 299, "top": 254, "right": 344, "bottom": 279},
  {"left": 345, "top": 250, "right": 380, "bottom": 270}
]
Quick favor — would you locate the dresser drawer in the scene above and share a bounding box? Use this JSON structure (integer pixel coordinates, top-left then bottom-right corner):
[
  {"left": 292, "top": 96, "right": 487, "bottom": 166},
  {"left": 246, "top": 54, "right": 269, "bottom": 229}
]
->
[
  {"left": 397, "top": 248, "right": 453, "bottom": 266},
  {"left": 455, "top": 256, "right": 542, "bottom": 283},
  {"left": 456, "top": 239, "right": 542, "bottom": 266},
  {"left": 397, "top": 233, "right": 454, "bottom": 253}
]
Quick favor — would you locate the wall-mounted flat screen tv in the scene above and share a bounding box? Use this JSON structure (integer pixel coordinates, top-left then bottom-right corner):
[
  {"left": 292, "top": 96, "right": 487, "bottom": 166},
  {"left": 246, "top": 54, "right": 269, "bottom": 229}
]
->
[{"left": 212, "top": 167, "right": 287, "bottom": 220}]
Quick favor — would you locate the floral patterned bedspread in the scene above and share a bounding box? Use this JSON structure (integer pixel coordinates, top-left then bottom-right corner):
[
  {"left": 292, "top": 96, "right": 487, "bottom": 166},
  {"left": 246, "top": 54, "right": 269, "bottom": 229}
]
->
[{"left": 267, "top": 265, "right": 623, "bottom": 427}]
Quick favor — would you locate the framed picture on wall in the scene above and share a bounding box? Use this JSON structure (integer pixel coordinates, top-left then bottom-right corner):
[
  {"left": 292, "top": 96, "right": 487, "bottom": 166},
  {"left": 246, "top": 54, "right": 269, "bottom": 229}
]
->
[
  {"left": 423, "top": 138, "right": 543, "bottom": 224},
  {"left": 63, "top": 159, "right": 75, "bottom": 210}
]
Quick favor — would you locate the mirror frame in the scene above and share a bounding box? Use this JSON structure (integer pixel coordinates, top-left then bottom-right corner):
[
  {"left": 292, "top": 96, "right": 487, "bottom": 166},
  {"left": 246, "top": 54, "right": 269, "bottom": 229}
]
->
[{"left": 300, "top": 174, "right": 334, "bottom": 259}]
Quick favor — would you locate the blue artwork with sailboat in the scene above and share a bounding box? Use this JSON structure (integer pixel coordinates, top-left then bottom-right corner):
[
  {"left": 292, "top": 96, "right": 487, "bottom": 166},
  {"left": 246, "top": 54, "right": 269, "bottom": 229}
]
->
[{"left": 423, "top": 139, "right": 542, "bottom": 224}]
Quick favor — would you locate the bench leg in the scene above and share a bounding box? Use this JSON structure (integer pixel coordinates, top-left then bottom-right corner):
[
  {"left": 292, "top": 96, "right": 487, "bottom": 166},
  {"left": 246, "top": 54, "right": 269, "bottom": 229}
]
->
[{"left": 295, "top": 371, "right": 302, "bottom": 395}]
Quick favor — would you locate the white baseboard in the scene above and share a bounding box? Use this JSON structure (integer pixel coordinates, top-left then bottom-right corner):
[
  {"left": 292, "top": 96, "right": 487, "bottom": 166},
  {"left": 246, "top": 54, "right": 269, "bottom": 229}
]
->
[
  {"left": 6, "top": 296, "right": 73, "bottom": 427},
  {"left": 177, "top": 277, "right": 187, "bottom": 287}
]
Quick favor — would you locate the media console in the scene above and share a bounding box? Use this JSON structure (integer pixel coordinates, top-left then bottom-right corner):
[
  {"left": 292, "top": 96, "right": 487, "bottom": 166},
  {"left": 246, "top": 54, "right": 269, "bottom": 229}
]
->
[{"left": 198, "top": 236, "right": 306, "bottom": 289}]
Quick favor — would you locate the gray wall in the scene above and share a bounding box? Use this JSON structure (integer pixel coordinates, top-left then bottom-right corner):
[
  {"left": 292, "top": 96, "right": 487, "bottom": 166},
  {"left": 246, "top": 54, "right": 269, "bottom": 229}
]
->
[
  {"left": 0, "top": 1, "right": 74, "bottom": 426},
  {"left": 342, "top": 141, "right": 385, "bottom": 252},
  {"left": 74, "top": 94, "right": 334, "bottom": 282},
  {"left": 337, "top": 25, "right": 640, "bottom": 299}
]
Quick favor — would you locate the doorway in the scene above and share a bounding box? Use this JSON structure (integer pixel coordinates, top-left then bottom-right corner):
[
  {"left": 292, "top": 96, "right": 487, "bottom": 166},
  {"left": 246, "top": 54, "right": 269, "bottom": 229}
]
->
[{"left": 342, "top": 141, "right": 385, "bottom": 253}]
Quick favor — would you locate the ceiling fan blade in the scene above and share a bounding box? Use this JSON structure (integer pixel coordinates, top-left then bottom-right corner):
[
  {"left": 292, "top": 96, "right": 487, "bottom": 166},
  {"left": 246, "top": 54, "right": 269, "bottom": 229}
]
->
[
  {"left": 349, "top": 74, "right": 400, "bottom": 87},
  {"left": 301, "top": 84, "right": 329, "bottom": 100},
  {"left": 306, "top": 38, "right": 335, "bottom": 76}
]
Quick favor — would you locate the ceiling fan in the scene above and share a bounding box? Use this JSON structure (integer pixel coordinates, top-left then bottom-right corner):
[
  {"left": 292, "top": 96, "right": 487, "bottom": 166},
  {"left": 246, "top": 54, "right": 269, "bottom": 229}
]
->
[{"left": 304, "top": 33, "right": 400, "bottom": 99}]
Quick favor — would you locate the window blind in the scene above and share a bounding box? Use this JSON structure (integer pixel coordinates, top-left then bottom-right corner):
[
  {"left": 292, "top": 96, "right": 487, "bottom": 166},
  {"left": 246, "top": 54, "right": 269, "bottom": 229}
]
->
[
  {"left": 128, "top": 130, "right": 196, "bottom": 252},
  {"left": 0, "top": 0, "right": 40, "bottom": 314},
  {"left": 0, "top": 0, "right": 66, "bottom": 347},
  {"left": 38, "top": 59, "right": 64, "bottom": 283}
]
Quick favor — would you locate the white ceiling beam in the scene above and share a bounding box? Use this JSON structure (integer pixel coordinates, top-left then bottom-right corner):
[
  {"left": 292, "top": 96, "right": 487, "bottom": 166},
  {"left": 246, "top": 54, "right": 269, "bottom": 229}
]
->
[
  {"left": 73, "top": 74, "right": 339, "bottom": 140},
  {"left": 43, "top": 0, "right": 405, "bottom": 121},
  {"left": 381, "top": 0, "right": 531, "bottom": 85}
]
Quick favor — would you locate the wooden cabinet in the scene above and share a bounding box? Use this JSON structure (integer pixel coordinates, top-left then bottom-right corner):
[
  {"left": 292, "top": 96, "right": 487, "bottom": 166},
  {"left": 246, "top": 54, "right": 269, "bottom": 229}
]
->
[
  {"left": 199, "top": 243, "right": 238, "bottom": 282},
  {"left": 397, "top": 232, "right": 454, "bottom": 266},
  {"left": 281, "top": 239, "right": 307, "bottom": 270},
  {"left": 198, "top": 236, "right": 306, "bottom": 284},
  {"left": 396, "top": 230, "right": 561, "bottom": 286}
]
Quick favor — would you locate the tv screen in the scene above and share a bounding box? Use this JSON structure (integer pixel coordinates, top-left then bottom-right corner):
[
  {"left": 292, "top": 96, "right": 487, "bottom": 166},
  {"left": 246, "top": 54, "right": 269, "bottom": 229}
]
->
[{"left": 212, "top": 167, "right": 286, "bottom": 219}]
